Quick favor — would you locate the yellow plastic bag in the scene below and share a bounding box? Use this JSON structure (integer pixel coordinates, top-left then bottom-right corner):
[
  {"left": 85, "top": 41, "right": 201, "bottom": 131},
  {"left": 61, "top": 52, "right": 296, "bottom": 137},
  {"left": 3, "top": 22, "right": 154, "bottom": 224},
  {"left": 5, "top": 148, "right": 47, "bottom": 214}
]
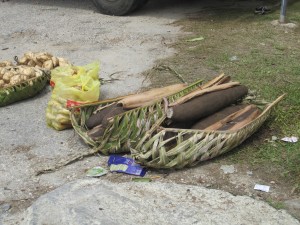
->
[
  {"left": 46, "top": 62, "right": 100, "bottom": 130},
  {"left": 50, "top": 61, "right": 99, "bottom": 87},
  {"left": 53, "top": 72, "right": 99, "bottom": 101}
]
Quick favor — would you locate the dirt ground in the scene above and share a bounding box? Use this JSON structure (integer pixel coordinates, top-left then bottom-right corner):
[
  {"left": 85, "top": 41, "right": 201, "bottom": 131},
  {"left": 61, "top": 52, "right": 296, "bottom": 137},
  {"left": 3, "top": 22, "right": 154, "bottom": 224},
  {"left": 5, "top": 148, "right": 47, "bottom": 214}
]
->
[
  {"left": 0, "top": 0, "right": 299, "bottom": 223},
  {"left": 143, "top": 0, "right": 300, "bottom": 219}
]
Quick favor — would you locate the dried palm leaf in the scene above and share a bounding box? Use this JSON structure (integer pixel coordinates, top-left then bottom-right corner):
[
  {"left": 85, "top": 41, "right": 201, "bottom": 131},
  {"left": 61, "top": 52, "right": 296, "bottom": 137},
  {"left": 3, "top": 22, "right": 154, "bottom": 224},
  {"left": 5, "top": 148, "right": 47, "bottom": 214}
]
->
[{"left": 131, "top": 94, "right": 285, "bottom": 169}]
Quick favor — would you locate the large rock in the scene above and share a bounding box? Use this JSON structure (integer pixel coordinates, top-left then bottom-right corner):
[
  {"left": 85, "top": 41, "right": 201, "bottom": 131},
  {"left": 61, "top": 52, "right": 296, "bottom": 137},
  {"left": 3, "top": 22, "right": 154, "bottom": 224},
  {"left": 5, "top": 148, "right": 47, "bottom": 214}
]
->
[
  {"left": 285, "top": 198, "right": 300, "bottom": 221},
  {"left": 14, "top": 179, "right": 300, "bottom": 225}
]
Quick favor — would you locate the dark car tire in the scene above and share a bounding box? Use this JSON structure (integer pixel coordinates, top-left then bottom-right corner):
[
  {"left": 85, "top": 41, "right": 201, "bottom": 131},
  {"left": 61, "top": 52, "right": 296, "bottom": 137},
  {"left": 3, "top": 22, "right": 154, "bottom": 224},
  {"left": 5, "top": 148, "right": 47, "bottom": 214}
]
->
[{"left": 92, "top": 0, "right": 139, "bottom": 16}]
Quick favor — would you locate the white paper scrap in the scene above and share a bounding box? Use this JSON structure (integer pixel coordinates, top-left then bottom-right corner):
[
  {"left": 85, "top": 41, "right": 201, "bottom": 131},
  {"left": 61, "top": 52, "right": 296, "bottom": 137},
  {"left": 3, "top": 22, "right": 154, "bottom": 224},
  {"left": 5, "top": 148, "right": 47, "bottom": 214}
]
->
[
  {"left": 254, "top": 184, "right": 270, "bottom": 192},
  {"left": 281, "top": 136, "right": 298, "bottom": 143}
]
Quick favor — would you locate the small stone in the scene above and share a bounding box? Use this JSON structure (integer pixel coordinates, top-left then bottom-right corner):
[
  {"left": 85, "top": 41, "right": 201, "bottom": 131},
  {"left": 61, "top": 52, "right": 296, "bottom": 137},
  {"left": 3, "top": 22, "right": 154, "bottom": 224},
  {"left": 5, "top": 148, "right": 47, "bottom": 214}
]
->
[
  {"left": 271, "top": 20, "right": 298, "bottom": 29},
  {"left": 220, "top": 165, "right": 235, "bottom": 174},
  {"left": 247, "top": 171, "right": 253, "bottom": 176},
  {"left": 271, "top": 136, "right": 278, "bottom": 141},
  {"left": 229, "top": 56, "right": 239, "bottom": 62},
  {"left": 0, "top": 203, "right": 11, "bottom": 213}
]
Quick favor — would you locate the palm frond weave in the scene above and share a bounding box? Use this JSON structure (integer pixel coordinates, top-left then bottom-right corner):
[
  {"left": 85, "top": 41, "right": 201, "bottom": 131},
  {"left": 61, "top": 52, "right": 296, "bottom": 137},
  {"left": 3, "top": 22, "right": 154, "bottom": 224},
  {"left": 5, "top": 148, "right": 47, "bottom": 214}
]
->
[
  {"left": 130, "top": 94, "right": 285, "bottom": 169},
  {"left": 70, "top": 79, "right": 203, "bottom": 155},
  {"left": 0, "top": 69, "right": 50, "bottom": 107}
]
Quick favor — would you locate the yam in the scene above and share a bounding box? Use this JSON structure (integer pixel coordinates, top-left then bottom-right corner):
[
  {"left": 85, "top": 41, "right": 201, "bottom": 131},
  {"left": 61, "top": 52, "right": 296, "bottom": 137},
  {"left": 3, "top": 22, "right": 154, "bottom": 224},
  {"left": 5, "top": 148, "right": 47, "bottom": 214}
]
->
[
  {"left": 87, "top": 105, "right": 127, "bottom": 140},
  {"left": 203, "top": 105, "right": 259, "bottom": 131},
  {"left": 85, "top": 103, "right": 117, "bottom": 129},
  {"left": 165, "top": 120, "right": 196, "bottom": 129},
  {"left": 169, "top": 85, "right": 248, "bottom": 122},
  {"left": 87, "top": 125, "right": 105, "bottom": 140},
  {"left": 218, "top": 107, "right": 261, "bottom": 131},
  {"left": 169, "top": 82, "right": 240, "bottom": 107},
  {"left": 101, "top": 105, "right": 127, "bottom": 127},
  {"left": 191, "top": 104, "right": 246, "bottom": 130}
]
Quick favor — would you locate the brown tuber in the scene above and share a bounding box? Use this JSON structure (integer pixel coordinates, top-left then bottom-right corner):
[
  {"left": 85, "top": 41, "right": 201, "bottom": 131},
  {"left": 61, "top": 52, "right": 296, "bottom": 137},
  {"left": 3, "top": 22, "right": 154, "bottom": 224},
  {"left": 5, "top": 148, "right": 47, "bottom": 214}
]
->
[{"left": 168, "top": 85, "right": 249, "bottom": 122}]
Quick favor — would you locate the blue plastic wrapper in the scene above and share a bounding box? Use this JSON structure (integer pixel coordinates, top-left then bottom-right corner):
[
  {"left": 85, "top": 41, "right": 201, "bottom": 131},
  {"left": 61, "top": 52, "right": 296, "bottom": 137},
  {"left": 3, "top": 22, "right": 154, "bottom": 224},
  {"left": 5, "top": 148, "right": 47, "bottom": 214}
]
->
[{"left": 108, "top": 155, "right": 147, "bottom": 177}]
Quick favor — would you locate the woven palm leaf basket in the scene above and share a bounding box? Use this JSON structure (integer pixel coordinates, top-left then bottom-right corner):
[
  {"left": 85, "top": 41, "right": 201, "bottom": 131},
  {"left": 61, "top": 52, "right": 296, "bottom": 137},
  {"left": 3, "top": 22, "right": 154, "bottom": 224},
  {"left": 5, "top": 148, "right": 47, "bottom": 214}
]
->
[
  {"left": 70, "top": 79, "right": 204, "bottom": 155},
  {"left": 130, "top": 94, "right": 285, "bottom": 169},
  {"left": 0, "top": 66, "right": 50, "bottom": 107}
]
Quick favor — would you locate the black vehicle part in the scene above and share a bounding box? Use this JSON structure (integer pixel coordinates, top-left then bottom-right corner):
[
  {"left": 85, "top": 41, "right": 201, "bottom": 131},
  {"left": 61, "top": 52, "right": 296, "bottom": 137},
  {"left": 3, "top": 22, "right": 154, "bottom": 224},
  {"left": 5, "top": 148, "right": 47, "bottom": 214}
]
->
[
  {"left": 92, "top": 0, "right": 146, "bottom": 16},
  {"left": 134, "top": 0, "right": 149, "bottom": 11}
]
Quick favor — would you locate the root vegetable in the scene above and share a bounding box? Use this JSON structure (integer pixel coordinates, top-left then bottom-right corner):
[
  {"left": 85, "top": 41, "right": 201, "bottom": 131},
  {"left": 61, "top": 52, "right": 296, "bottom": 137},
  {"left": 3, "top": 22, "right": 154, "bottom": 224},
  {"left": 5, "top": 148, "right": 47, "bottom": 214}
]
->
[
  {"left": 52, "top": 57, "right": 59, "bottom": 67},
  {"left": 19, "top": 67, "right": 35, "bottom": 77},
  {"left": 169, "top": 82, "right": 240, "bottom": 107},
  {"left": 27, "top": 60, "right": 36, "bottom": 67},
  {"left": 219, "top": 107, "right": 261, "bottom": 131},
  {"left": 25, "top": 52, "right": 35, "bottom": 59},
  {"left": 87, "top": 125, "right": 105, "bottom": 140},
  {"left": 0, "top": 80, "right": 5, "bottom": 87},
  {"left": 0, "top": 68, "right": 7, "bottom": 75},
  {"left": 86, "top": 105, "right": 127, "bottom": 140},
  {"left": 86, "top": 103, "right": 117, "bottom": 129},
  {"left": 51, "top": 121, "right": 72, "bottom": 130},
  {"left": 32, "top": 57, "right": 43, "bottom": 67},
  {"left": 58, "top": 57, "right": 70, "bottom": 67},
  {"left": 20, "top": 75, "right": 29, "bottom": 81},
  {"left": 18, "top": 56, "right": 30, "bottom": 65},
  {"left": 43, "top": 60, "right": 54, "bottom": 70},
  {"left": 168, "top": 85, "right": 248, "bottom": 122},
  {"left": 10, "top": 75, "right": 22, "bottom": 85},
  {"left": 33, "top": 68, "right": 43, "bottom": 77},
  {"left": 191, "top": 104, "right": 246, "bottom": 130},
  {"left": 56, "top": 114, "right": 71, "bottom": 124},
  {"left": 0, "top": 60, "right": 13, "bottom": 67},
  {"left": 3, "top": 72, "right": 14, "bottom": 83},
  {"left": 101, "top": 105, "right": 127, "bottom": 127},
  {"left": 36, "top": 55, "right": 48, "bottom": 62},
  {"left": 36, "top": 52, "right": 53, "bottom": 62},
  {"left": 203, "top": 105, "right": 258, "bottom": 131}
]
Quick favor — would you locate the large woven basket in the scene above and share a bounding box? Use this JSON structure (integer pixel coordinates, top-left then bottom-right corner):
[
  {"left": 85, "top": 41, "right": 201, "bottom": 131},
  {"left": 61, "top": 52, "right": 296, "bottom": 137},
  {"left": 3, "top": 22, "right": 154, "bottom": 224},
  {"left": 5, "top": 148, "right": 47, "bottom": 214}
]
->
[
  {"left": 130, "top": 94, "right": 285, "bottom": 169},
  {"left": 70, "top": 80, "right": 203, "bottom": 155},
  {"left": 0, "top": 69, "right": 50, "bottom": 107}
]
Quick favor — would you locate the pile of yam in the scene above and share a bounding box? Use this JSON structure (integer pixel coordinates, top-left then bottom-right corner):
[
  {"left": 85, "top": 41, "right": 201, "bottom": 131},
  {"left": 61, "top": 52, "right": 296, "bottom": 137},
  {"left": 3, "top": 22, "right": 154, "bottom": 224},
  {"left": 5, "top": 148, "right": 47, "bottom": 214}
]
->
[
  {"left": 85, "top": 74, "right": 261, "bottom": 141},
  {"left": 0, "top": 65, "right": 44, "bottom": 88},
  {"left": 16, "top": 52, "right": 70, "bottom": 70},
  {"left": 86, "top": 84, "right": 187, "bottom": 140},
  {"left": 165, "top": 74, "right": 261, "bottom": 132}
]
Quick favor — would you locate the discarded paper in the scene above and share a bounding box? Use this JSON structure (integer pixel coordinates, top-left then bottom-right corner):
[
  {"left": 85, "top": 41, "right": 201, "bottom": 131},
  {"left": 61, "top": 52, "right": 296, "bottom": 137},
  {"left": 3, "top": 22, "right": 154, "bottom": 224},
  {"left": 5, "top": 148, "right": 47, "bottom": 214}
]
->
[
  {"left": 187, "top": 36, "right": 204, "bottom": 42},
  {"left": 86, "top": 166, "right": 108, "bottom": 177},
  {"left": 108, "top": 155, "right": 147, "bottom": 177},
  {"left": 254, "top": 184, "right": 270, "bottom": 192},
  {"left": 132, "top": 177, "right": 152, "bottom": 182},
  {"left": 229, "top": 56, "right": 239, "bottom": 62},
  {"left": 281, "top": 136, "right": 298, "bottom": 143}
]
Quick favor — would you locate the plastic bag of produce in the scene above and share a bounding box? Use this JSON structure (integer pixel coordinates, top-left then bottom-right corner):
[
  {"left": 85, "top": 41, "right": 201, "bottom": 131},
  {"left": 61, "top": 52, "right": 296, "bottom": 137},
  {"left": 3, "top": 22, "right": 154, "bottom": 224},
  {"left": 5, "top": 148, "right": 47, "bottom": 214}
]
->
[
  {"left": 50, "top": 61, "right": 99, "bottom": 87},
  {"left": 46, "top": 62, "right": 100, "bottom": 130}
]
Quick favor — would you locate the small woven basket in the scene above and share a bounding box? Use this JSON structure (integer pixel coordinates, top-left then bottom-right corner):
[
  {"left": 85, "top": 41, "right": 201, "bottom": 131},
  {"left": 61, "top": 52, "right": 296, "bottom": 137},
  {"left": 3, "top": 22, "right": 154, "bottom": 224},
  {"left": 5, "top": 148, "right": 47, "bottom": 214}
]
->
[
  {"left": 130, "top": 94, "right": 285, "bottom": 169},
  {"left": 0, "top": 68, "right": 50, "bottom": 107},
  {"left": 70, "top": 79, "right": 203, "bottom": 155}
]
